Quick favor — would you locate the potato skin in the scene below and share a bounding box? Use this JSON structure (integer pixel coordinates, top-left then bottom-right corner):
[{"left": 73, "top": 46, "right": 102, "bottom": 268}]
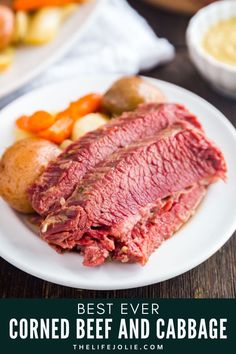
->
[
  {"left": 102, "top": 76, "right": 166, "bottom": 115},
  {"left": 0, "top": 5, "right": 15, "bottom": 50},
  {"left": 0, "top": 138, "right": 61, "bottom": 213}
]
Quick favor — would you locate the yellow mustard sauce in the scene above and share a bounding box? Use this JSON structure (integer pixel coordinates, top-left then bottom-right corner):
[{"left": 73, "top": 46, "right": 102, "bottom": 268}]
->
[{"left": 202, "top": 17, "right": 236, "bottom": 66}]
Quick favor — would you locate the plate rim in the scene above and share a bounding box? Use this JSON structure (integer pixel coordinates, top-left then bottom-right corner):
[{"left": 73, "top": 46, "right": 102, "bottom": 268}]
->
[{"left": 0, "top": 75, "right": 236, "bottom": 290}]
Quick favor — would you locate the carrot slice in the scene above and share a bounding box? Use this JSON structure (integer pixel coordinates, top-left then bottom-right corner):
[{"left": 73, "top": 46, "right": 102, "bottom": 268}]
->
[
  {"left": 16, "top": 111, "right": 55, "bottom": 133},
  {"left": 55, "top": 108, "right": 71, "bottom": 121},
  {"left": 28, "top": 111, "right": 55, "bottom": 133},
  {"left": 13, "top": 1, "right": 84, "bottom": 11},
  {"left": 37, "top": 116, "right": 73, "bottom": 144},
  {"left": 16, "top": 115, "right": 30, "bottom": 130},
  {"left": 69, "top": 93, "right": 103, "bottom": 120}
]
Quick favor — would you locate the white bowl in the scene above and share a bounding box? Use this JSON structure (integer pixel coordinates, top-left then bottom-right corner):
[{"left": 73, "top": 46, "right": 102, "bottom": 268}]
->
[{"left": 186, "top": 0, "right": 236, "bottom": 98}]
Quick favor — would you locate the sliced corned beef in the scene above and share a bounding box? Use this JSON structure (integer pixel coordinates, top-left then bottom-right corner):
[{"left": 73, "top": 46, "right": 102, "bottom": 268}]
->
[
  {"left": 113, "top": 184, "right": 207, "bottom": 265},
  {"left": 81, "top": 184, "right": 206, "bottom": 266},
  {"left": 40, "top": 124, "right": 226, "bottom": 257},
  {"left": 28, "top": 103, "right": 201, "bottom": 215}
]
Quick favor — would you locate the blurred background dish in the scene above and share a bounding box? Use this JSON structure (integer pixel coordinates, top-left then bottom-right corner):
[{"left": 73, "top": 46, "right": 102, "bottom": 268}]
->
[
  {"left": 0, "top": 1, "right": 92, "bottom": 71},
  {"left": 142, "top": 0, "right": 217, "bottom": 14},
  {"left": 187, "top": 1, "right": 236, "bottom": 98},
  {"left": 0, "top": 0, "right": 175, "bottom": 102},
  {"left": 0, "top": 0, "right": 103, "bottom": 98}
]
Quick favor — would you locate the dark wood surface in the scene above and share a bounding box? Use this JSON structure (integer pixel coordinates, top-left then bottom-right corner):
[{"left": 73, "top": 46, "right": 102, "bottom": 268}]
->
[{"left": 0, "top": 1, "right": 235, "bottom": 299}]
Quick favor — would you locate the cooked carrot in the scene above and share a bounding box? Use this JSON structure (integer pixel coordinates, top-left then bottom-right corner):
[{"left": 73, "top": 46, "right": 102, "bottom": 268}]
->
[
  {"left": 37, "top": 116, "right": 73, "bottom": 144},
  {"left": 69, "top": 93, "right": 103, "bottom": 120},
  {"left": 15, "top": 93, "right": 102, "bottom": 143},
  {"left": 16, "top": 111, "right": 55, "bottom": 133},
  {"left": 27, "top": 111, "right": 55, "bottom": 133},
  {"left": 16, "top": 115, "right": 30, "bottom": 130},
  {"left": 13, "top": 0, "right": 84, "bottom": 11},
  {"left": 55, "top": 108, "right": 71, "bottom": 121}
]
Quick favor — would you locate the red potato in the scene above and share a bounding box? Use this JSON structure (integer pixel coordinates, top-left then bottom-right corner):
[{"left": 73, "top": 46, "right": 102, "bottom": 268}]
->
[
  {"left": 0, "top": 5, "right": 15, "bottom": 50},
  {"left": 0, "top": 138, "right": 61, "bottom": 213},
  {"left": 102, "top": 76, "right": 166, "bottom": 115}
]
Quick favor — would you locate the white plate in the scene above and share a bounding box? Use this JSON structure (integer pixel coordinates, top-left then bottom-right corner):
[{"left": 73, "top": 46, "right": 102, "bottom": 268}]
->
[
  {"left": 0, "top": 0, "right": 104, "bottom": 99},
  {"left": 0, "top": 75, "right": 236, "bottom": 290}
]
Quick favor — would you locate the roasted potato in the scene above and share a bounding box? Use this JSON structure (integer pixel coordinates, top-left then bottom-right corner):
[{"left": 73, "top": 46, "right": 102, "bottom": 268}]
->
[
  {"left": 0, "top": 5, "right": 15, "bottom": 50},
  {"left": 12, "top": 11, "right": 29, "bottom": 43},
  {"left": 72, "top": 113, "right": 109, "bottom": 141},
  {"left": 102, "top": 76, "right": 166, "bottom": 115},
  {"left": 24, "top": 7, "right": 63, "bottom": 45},
  {"left": 0, "top": 138, "right": 61, "bottom": 213}
]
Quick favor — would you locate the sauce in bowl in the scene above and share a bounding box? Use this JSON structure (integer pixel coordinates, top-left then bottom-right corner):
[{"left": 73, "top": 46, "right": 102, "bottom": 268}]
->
[{"left": 202, "top": 17, "right": 236, "bottom": 66}]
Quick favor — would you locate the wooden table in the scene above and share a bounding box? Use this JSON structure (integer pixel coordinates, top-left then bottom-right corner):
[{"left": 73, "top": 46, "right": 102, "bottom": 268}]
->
[{"left": 0, "top": 1, "right": 235, "bottom": 298}]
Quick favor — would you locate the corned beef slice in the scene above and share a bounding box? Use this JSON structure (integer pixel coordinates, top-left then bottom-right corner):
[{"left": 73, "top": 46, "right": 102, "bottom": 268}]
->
[
  {"left": 41, "top": 125, "right": 226, "bottom": 266},
  {"left": 82, "top": 184, "right": 207, "bottom": 267},
  {"left": 29, "top": 103, "right": 201, "bottom": 215},
  {"left": 112, "top": 184, "right": 207, "bottom": 266}
]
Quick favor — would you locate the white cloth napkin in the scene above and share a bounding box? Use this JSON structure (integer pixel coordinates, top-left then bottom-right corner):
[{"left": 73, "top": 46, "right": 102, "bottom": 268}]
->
[{"left": 37, "top": 0, "right": 175, "bottom": 84}]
